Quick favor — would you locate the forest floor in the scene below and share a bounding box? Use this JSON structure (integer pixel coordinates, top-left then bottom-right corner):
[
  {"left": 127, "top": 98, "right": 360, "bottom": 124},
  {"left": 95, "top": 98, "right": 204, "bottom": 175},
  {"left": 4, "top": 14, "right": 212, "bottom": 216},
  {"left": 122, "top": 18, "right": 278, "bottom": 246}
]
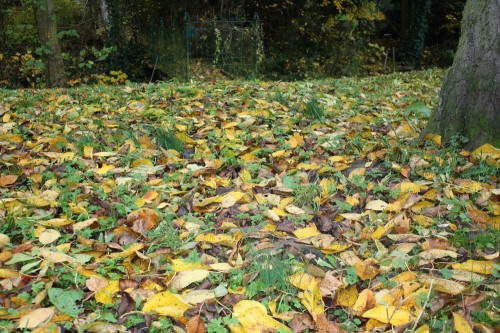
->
[{"left": 0, "top": 69, "right": 499, "bottom": 333}]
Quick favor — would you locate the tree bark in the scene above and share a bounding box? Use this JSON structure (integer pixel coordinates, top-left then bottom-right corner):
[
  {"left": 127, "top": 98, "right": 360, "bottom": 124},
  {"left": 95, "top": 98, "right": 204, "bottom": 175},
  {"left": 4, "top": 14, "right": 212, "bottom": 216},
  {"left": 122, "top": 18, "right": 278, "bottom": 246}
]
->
[
  {"left": 421, "top": 0, "right": 500, "bottom": 150},
  {"left": 33, "top": 0, "right": 66, "bottom": 87}
]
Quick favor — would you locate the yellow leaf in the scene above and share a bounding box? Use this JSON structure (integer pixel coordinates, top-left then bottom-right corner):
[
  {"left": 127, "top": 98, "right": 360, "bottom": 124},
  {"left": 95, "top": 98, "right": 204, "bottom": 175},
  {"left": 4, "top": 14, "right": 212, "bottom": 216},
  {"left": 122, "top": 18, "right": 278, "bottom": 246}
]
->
[
  {"left": 362, "top": 305, "right": 415, "bottom": 325},
  {"left": 352, "top": 289, "right": 376, "bottom": 315},
  {"left": 182, "top": 290, "right": 216, "bottom": 304},
  {"left": 354, "top": 259, "right": 380, "bottom": 281},
  {"left": 94, "top": 163, "right": 115, "bottom": 175},
  {"left": 365, "top": 200, "right": 388, "bottom": 211},
  {"left": 239, "top": 169, "right": 252, "bottom": 183},
  {"left": 107, "top": 243, "right": 144, "bottom": 261},
  {"left": 142, "top": 291, "right": 190, "bottom": 317},
  {"left": 452, "top": 312, "right": 473, "bottom": 333},
  {"left": 418, "top": 274, "right": 465, "bottom": 295},
  {"left": 473, "top": 143, "right": 500, "bottom": 159},
  {"left": 83, "top": 146, "right": 93, "bottom": 158},
  {"left": 195, "top": 233, "right": 234, "bottom": 247},
  {"left": 423, "top": 134, "right": 441, "bottom": 146},
  {"left": 170, "top": 269, "right": 210, "bottom": 291},
  {"left": 418, "top": 249, "right": 458, "bottom": 260},
  {"left": 288, "top": 132, "right": 304, "bottom": 148},
  {"left": 399, "top": 182, "right": 422, "bottom": 193},
  {"left": 451, "top": 260, "right": 495, "bottom": 275},
  {"left": 95, "top": 280, "right": 120, "bottom": 305},
  {"left": 37, "top": 218, "right": 72, "bottom": 228},
  {"left": 229, "top": 300, "right": 290, "bottom": 333},
  {"left": 0, "top": 269, "right": 19, "bottom": 278},
  {"left": 301, "top": 280, "right": 324, "bottom": 322},
  {"left": 289, "top": 272, "right": 317, "bottom": 291},
  {"left": 285, "top": 204, "right": 305, "bottom": 215},
  {"left": 38, "top": 229, "right": 61, "bottom": 245},
  {"left": 320, "top": 242, "right": 351, "bottom": 254},
  {"left": 171, "top": 259, "right": 206, "bottom": 272},
  {"left": 18, "top": 307, "right": 55, "bottom": 329},
  {"left": 412, "top": 215, "right": 435, "bottom": 227},
  {"left": 40, "top": 249, "right": 80, "bottom": 265},
  {"left": 413, "top": 325, "right": 430, "bottom": 333},
  {"left": 337, "top": 285, "right": 358, "bottom": 308},
  {"left": 293, "top": 224, "right": 320, "bottom": 239},
  {"left": 453, "top": 179, "right": 483, "bottom": 194}
]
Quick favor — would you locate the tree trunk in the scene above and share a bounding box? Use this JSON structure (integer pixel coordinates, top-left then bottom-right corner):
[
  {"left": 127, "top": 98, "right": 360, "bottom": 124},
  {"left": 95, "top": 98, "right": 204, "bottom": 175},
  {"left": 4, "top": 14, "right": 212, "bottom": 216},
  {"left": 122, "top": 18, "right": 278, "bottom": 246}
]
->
[
  {"left": 421, "top": 0, "right": 500, "bottom": 150},
  {"left": 33, "top": 0, "right": 66, "bottom": 87}
]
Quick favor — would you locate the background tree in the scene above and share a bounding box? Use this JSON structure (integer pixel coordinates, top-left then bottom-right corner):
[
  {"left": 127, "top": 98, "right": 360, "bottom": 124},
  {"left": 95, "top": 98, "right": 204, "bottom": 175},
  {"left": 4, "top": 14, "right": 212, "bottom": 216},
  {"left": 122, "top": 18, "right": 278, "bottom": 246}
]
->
[
  {"left": 422, "top": 0, "right": 499, "bottom": 149},
  {"left": 33, "top": 0, "right": 65, "bottom": 86}
]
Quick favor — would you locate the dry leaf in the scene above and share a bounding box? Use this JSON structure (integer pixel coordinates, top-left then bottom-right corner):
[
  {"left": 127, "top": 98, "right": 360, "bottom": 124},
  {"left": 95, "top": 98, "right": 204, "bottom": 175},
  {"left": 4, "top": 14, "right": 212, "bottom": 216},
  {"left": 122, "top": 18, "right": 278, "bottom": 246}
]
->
[
  {"left": 362, "top": 305, "right": 415, "bottom": 325},
  {"left": 452, "top": 312, "right": 473, "bottom": 333},
  {"left": 18, "top": 307, "right": 55, "bottom": 329}
]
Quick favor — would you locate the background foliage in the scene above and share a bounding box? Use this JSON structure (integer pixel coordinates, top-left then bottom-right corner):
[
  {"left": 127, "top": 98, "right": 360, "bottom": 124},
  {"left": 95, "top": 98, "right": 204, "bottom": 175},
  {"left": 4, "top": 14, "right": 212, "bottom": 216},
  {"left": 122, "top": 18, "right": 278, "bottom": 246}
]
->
[{"left": 0, "top": 0, "right": 466, "bottom": 87}]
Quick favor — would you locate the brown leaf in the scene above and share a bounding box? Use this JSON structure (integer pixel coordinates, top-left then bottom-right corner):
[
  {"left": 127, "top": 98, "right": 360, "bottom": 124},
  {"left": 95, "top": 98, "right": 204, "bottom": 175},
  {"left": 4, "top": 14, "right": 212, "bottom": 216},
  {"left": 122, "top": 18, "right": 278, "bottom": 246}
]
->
[
  {"left": 0, "top": 175, "right": 17, "bottom": 187},
  {"left": 126, "top": 208, "right": 159, "bottom": 235},
  {"left": 186, "top": 315, "right": 206, "bottom": 333},
  {"left": 290, "top": 313, "right": 314, "bottom": 333}
]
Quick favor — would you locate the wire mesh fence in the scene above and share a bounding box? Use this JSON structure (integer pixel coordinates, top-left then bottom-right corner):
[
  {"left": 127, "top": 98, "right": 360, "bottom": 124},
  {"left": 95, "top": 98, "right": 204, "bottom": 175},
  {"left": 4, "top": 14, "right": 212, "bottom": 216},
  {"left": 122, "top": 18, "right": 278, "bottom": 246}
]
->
[{"left": 147, "top": 13, "right": 263, "bottom": 81}]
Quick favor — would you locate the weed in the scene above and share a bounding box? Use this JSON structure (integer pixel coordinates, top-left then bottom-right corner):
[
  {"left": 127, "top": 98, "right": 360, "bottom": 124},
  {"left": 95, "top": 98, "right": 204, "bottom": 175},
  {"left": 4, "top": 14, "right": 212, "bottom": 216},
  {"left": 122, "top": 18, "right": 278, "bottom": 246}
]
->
[
  {"left": 303, "top": 96, "right": 324, "bottom": 120},
  {"left": 246, "top": 250, "right": 299, "bottom": 299},
  {"left": 144, "top": 125, "right": 185, "bottom": 153},
  {"left": 293, "top": 183, "right": 321, "bottom": 211},
  {"left": 451, "top": 228, "right": 500, "bottom": 252}
]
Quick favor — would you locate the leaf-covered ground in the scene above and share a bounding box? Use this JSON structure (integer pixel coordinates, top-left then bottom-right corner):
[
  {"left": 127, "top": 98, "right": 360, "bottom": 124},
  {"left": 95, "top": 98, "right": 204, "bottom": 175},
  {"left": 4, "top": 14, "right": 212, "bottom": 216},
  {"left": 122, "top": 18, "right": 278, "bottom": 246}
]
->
[{"left": 0, "top": 70, "right": 499, "bottom": 333}]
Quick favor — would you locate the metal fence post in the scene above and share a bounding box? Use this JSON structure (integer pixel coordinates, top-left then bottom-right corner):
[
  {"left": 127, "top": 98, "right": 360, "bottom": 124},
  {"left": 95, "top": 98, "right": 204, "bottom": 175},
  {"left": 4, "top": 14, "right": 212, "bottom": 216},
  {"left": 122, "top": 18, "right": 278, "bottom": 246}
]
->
[
  {"left": 184, "top": 12, "right": 192, "bottom": 81},
  {"left": 252, "top": 12, "right": 260, "bottom": 78}
]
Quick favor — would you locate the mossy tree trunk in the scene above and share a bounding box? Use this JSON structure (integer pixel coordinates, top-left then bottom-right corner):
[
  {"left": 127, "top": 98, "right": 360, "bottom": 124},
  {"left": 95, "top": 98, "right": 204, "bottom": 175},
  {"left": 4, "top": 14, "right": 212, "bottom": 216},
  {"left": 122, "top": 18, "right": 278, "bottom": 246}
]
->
[
  {"left": 421, "top": 0, "right": 500, "bottom": 150},
  {"left": 33, "top": 0, "right": 66, "bottom": 87}
]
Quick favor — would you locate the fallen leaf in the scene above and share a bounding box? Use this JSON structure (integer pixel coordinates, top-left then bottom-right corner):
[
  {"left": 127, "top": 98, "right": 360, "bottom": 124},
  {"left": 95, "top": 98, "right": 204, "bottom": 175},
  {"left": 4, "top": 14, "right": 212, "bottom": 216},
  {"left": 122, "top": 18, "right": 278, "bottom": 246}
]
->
[
  {"left": 186, "top": 315, "right": 206, "bottom": 333},
  {"left": 18, "top": 307, "right": 55, "bottom": 329},
  {"left": 170, "top": 269, "right": 210, "bottom": 291},
  {"left": 0, "top": 175, "right": 17, "bottom": 187},
  {"left": 301, "top": 280, "right": 324, "bottom": 322},
  {"left": 452, "top": 312, "right": 473, "bottom": 333},
  {"left": 142, "top": 291, "right": 191, "bottom": 317},
  {"left": 452, "top": 260, "right": 495, "bottom": 275},
  {"left": 229, "top": 300, "right": 290, "bottom": 333},
  {"left": 362, "top": 305, "right": 415, "bottom": 325},
  {"left": 95, "top": 280, "right": 120, "bottom": 305}
]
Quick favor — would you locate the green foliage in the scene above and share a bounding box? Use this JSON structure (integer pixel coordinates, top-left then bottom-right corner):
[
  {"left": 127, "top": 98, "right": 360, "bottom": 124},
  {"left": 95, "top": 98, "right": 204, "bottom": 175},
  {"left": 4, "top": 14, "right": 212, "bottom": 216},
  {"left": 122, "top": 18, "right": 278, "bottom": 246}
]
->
[
  {"left": 303, "top": 97, "right": 325, "bottom": 120},
  {"left": 48, "top": 288, "right": 84, "bottom": 317},
  {"left": 401, "top": 0, "right": 432, "bottom": 68},
  {"left": 145, "top": 126, "right": 186, "bottom": 153}
]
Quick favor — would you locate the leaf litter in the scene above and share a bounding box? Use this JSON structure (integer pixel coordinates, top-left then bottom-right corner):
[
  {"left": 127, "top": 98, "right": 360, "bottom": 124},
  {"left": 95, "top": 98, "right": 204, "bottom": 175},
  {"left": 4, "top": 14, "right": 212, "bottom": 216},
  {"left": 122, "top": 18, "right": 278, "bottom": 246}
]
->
[{"left": 0, "top": 69, "right": 499, "bottom": 332}]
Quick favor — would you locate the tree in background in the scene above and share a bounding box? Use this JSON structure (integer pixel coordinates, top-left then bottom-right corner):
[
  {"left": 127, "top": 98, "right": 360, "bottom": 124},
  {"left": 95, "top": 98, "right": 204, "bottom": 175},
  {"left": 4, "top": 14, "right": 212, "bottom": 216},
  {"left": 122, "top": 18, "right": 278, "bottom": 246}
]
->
[
  {"left": 33, "top": 0, "right": 66, "bottom": 86},
  {"left": 422, "top": 0, "right": 499, "bottom": 149}
]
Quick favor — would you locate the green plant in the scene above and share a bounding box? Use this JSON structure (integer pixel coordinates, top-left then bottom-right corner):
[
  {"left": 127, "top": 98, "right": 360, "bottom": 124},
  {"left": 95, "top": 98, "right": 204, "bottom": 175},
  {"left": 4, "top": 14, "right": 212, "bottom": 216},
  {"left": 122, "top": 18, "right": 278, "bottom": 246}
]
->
[
  {"left": 144, "top": 125, "right": 185, "bottom": 153},
  {"left": 246, "top": 250, "right": 299, "bottom": 299},
  {"left": 303, "top": 96, "right": 324, "bottom": 120},
  {"left": 293, "top": 183, "right": 321, "bottom": 211}
]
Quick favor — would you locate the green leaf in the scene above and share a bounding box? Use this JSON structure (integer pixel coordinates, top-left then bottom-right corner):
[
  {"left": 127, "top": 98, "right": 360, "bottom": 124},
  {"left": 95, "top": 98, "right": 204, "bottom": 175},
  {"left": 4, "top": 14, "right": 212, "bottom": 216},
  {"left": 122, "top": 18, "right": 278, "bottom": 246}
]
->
[
  {"left": 5, "top": 253, "right": 35, "bottom": 265},
  {"left": 439, "top": 268, "right": 454, "bottom": 279},
  {"left": 404, "top": 101, "right": 431, "bottom": 118},
  {"left": 48, "top": 288, "right": 84, "bottom": 317}
]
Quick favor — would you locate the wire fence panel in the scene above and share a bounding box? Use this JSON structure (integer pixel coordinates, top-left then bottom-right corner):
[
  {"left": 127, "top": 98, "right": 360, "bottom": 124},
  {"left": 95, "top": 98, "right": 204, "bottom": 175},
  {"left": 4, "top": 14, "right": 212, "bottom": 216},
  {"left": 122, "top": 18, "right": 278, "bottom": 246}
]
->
[{"left": 147, "top": 14, "right": 263, "bottom": 81}]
